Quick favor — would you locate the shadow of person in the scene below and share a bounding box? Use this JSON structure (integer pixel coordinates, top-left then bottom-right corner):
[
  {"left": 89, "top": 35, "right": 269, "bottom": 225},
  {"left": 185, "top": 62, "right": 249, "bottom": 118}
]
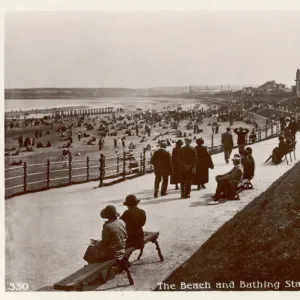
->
[{"left": 139, "top": 196, "right": 183, "bottom": 205}]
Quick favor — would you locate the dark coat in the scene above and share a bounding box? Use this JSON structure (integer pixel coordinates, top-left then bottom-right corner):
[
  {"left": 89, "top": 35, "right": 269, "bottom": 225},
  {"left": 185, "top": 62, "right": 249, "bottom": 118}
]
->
[
  {"left": 241, "top": 156, "right": 255, "bottom": 179},
  {"left": 151, "top": 148, "right": 173, "bottom": 175},
  {"left": 120, "top": 207, "right": 146, "bottom": 249},
  {"left": 221, "top": 132, "right": 234, "bottom": 148},
  {"left": 177, "top": 145, "right": 198, "bottom": 174},
  {"left": 234, "top": 128, "right": 249, "bottom": 145},
  {"left": 170, "top": 146, "right": 182, "bottom": 184},
  {"left": 289, "top": 120, "right": 298, "bottom": 135},
  {"left": 192, "top": 145, "right": 214, "bottom": 185}
]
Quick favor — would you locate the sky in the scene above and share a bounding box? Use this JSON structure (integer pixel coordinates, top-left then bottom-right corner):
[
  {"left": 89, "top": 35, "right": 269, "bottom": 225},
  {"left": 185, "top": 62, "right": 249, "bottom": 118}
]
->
[{"left": 5, "top": 10, "right": 300, "bottom": 88}]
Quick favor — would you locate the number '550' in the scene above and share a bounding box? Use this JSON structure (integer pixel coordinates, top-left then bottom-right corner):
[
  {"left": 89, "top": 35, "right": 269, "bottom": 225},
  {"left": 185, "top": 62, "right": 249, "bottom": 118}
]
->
[{"left": 8, "top": 283, "right": 29, "bottom": 291}]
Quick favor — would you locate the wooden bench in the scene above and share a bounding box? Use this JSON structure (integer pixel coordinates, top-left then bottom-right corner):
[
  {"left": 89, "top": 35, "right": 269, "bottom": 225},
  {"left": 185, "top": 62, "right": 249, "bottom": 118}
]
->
[
  {"left": 53, "top": 231, "right": 163, "bottom": 291},
  {"left": 231, "top": 177, "right": 254, "bottom": 200}
]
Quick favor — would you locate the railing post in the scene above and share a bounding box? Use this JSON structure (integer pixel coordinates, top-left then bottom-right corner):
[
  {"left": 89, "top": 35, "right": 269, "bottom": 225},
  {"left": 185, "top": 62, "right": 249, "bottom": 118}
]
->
[
  {"left": 149, "top": 152, "right": 153, "bottom": 171},
  {"left": 117, "top": 154, "right": 120, "bottom": 176},
  {"left": 68, "top": 156, "right": 72, "bottom": 185},
  {"left": 129, "top": 151, "right": 132, "bottom": 173},
  {"left": 271, "top": 124, "right": 274, "bottom": 137},
  {"left": 123, "top": 151, "right": 126, "bottom": 180},
  {"left": 99, "top": 153, "right": 105, "bottom": 187},
  {"left": 47, "top": 159, "right": 50, "bottom": 189},
  {"left": 211, "top": 134, "right": 214, "bottom": 154},
  {"left": 23, "top": 162, "right": 27, "bottom": 193},
  {"left": 140, "top": 151, "right": 143, "bottom": 174},
  {"left": 265, "top": 125, "right": 267, "bottom": 139},
  {"left": 143, "top": 148, "right": 146, "bottom": 174},
  {"left": 86, "top": 156, "right": 90, "bottom": 181}
]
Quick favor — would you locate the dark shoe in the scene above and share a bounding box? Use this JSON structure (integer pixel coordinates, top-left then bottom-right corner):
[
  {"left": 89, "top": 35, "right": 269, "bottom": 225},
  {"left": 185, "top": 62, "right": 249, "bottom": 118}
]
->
[
  {"left": 175, "top": 184, "right": 179, "bottom": 190},
  {"left": 154, "top": 192, "right": 158, "bottom": 198},
  {"left": 201, "top": 185, "right": 206, "bottom": 189},
  {"left": 161, "top": 193, "right": 168, "bottom": 196},
  {"left": 226, "top": 160, "right": 229, "bottom": 163},
  {"left": 185, "top": 194, "right": 191, "bottom": 199},
  {"left": 212, "top": 195, "right": 220, "bottom": 201},
  {"left": 197, "top": 185, "right": 201, "bottom": 190}
]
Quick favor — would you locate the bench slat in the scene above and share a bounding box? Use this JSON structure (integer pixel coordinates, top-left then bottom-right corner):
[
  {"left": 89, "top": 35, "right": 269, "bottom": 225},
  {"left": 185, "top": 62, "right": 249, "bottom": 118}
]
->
[{"left": 54, "top": 231, "right": 159, "bottom": 291}]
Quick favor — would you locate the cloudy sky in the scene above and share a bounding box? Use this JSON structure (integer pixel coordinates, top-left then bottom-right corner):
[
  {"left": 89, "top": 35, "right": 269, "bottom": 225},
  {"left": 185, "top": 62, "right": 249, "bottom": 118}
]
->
[{"left": 5, "top": 10, "right": 300, "bottom": 88}]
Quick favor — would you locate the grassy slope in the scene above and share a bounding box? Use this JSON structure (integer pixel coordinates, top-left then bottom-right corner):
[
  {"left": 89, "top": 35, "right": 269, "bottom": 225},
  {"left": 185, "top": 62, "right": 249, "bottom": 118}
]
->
[{"left": 160, "top": 161, "right": 300, "bottom": 291}]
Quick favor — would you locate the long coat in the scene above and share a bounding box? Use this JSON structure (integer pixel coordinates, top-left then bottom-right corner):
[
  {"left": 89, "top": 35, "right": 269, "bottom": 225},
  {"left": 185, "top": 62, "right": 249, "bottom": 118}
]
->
[
  {"left": 120, "top": 207, "right": 146, "bottom": 249},
  {"left": 151, "top": 148, "right": 173, "bottom": 175},
  {"left": 221, "top": 132, "right": 234, "bottom": 148},
  {"left": 170, "top": 146, "right": 182, "bottom": 184},
  {"left": 192, "top": 145, "right": 214, "bottom": 185},
  {"left": 177, "top": 145, "right": 198, "bottom": 176}
]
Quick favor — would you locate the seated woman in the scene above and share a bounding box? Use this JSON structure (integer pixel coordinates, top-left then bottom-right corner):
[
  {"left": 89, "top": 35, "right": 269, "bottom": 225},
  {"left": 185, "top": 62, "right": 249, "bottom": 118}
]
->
[
  {"left": 83, "top": 205, "right": 127, "bottom": 264},
  {"left": 272, "top": 136, "right": 287, "bottom": 164}
]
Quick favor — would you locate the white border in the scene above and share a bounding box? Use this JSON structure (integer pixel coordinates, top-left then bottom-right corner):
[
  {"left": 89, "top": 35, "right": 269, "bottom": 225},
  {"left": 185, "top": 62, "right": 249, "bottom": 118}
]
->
[{"left": 1, "top": 1, "right": 300, "bottom": 300}]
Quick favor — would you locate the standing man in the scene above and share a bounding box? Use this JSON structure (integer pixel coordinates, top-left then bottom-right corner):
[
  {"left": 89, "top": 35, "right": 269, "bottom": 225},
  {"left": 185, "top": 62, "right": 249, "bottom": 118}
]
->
[
  {"left": 221, "top": 127, "right": 234, "bottom": 163},
  {"left": 151, "top": 142, "right": 173, "bottom": 198},
  {"left": 178, "top": 138, "right": 198, "bottom": 199},
  {"left": 234, "top": 127, "right": 249, "bottom": 154}
]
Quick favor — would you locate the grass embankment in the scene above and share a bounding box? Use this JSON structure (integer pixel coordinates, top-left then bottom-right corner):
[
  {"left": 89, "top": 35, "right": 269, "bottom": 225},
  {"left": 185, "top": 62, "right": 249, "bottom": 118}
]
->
[{"left": 160, "top": 161, "right": 300, "bottom": 291}]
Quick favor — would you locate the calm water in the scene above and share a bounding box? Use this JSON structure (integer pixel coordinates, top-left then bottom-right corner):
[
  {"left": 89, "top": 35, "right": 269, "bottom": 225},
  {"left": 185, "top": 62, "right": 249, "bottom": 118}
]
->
[{"left": 5, "top": 97, "right": 208, "bottom": 112}]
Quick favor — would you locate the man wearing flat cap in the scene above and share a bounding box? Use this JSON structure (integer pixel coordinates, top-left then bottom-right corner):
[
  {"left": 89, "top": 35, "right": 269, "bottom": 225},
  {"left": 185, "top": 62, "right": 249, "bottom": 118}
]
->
[
  {"left": 212, "top": 153, "right": 244, "bottom": 202},
  {"left": 151, "top": 141, "right": 173, "bottom": 198},
  {"left": 120, "top": 195, "right": 146, "bottom": 249},
  {"left": 83, "top": 205, "right": 127, "bottom": 264},
  {"left": 177, "top": 138, "right": 198, "bottom": 199}
]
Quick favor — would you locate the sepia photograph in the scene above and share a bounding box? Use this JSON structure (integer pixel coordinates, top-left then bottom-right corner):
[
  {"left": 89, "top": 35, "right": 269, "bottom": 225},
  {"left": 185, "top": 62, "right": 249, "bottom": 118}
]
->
[{"left": 3, "top": 2, "right": 300, "bottom": 294}]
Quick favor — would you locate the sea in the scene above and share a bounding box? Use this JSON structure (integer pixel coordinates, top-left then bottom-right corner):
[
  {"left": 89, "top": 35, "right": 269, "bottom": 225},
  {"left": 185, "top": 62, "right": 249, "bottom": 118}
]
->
[{"left": 5, "top": 97, "right": 208, "bottom": 112}]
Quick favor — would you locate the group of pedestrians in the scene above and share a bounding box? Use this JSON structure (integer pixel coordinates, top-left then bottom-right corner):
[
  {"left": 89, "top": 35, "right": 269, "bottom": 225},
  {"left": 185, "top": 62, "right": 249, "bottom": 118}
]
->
[
  {"left": 151, "top": 137, "right": 214, "bottom": 199},
  {"left": 150, "top": 125, "right": 257, "bottom": 202}
]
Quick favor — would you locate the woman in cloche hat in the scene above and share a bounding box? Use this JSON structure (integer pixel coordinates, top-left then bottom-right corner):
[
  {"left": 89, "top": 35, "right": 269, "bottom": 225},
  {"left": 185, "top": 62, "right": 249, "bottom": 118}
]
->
[{"left": 83, "top": 205, "right": 127, "bottom": 264}]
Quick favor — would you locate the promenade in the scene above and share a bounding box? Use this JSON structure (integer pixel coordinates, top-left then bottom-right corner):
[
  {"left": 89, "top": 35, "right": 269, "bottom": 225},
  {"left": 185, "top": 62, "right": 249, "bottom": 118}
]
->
[{"left": 5, "top": 133, "right": 300, "bottom": 291}]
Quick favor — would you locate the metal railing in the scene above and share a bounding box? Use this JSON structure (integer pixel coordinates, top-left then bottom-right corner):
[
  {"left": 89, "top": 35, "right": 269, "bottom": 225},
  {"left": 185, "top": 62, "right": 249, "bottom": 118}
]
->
[{"left": 5, "top": 123, "right": 280, "bottom": 199}]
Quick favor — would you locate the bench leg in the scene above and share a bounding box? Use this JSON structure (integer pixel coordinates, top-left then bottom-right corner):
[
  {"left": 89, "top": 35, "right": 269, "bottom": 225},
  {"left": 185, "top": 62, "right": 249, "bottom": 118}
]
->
[
  {"left": 154, "top": 240, "right": 164, "bottom": 262},
  {"left": 245, "top": 181, "right": 253, "bottom": 190},
  {"left": 137, "top": 246, "right": 144, "bottom": 260},
  {"left": 118, "top": 259, "right": 134, "bottom": 285}
]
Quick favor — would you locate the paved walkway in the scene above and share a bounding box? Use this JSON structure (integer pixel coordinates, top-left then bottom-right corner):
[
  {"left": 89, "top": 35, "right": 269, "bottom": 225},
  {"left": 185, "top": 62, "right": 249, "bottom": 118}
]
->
[{"left": 5, "top": 133, "right": 300, "bottom": 291}]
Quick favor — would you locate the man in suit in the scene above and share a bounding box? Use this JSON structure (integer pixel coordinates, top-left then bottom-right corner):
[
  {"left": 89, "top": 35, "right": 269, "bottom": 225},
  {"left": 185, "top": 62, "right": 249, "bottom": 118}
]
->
[
  {"left": 212, "top": 154, "right": 244, "bottom": 202},
  {"left": 177, "top": 138, "right": 198, "bottom": 199},
  {"left": 120, "top": 195, "right": 146, "bottom": 249},
  {"left": 234, "top": 127, "right": 249, "bottom": 154},
  {"left": 151, "top": 142, "right": 173, "bottom": 198},
  {"left": 221, "top": 127, "right": 234, "bottom": 163}
]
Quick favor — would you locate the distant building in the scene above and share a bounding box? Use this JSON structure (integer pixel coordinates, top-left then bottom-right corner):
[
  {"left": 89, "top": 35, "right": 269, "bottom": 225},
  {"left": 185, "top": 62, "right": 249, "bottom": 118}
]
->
[{"left": 242, "top": 80, "right": 286, "bottom": 95}]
